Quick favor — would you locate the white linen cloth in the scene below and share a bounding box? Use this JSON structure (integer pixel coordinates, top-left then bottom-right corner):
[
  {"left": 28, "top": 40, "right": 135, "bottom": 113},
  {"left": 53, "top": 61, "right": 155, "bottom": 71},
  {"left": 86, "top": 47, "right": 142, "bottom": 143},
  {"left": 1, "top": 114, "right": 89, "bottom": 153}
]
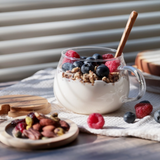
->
[{"left": 0, "top": 68, "right": 160, "bottom": 141}]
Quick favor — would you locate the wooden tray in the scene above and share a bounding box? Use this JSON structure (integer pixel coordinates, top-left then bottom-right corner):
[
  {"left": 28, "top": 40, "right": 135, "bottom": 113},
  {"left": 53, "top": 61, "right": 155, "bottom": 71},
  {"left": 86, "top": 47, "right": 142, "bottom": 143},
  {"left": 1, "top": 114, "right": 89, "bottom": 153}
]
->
[
  {"left": 0, "top": 95, "right": 51, "bottom": 117},
  {"left": 132, "top": 65, "right": 160, "bottom": 94},
  {"left": 0, "top": 116, "right": 79, "bottom": 150}
]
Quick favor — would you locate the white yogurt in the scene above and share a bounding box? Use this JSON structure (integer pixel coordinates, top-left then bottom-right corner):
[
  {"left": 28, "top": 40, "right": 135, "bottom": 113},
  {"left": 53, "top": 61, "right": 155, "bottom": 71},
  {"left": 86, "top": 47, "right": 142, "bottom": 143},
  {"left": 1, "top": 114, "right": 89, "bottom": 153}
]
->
[{"left": 54, "top": 72, "right": 129, "bottom": 114}]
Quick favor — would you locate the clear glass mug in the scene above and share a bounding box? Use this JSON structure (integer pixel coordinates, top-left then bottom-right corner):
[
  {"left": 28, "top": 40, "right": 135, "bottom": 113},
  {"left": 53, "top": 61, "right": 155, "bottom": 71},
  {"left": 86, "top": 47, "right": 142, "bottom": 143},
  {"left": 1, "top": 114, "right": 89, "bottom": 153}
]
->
[{"left": 54, "top": 46, "right": 146, "bottom": 114}]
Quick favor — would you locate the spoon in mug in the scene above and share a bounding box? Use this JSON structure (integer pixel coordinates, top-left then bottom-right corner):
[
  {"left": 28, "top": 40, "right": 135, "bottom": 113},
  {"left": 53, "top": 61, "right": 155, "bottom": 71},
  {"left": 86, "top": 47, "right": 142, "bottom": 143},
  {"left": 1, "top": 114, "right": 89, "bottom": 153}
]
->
[{"left": 114, "top": 11, "right": 138, "bottom": 58}]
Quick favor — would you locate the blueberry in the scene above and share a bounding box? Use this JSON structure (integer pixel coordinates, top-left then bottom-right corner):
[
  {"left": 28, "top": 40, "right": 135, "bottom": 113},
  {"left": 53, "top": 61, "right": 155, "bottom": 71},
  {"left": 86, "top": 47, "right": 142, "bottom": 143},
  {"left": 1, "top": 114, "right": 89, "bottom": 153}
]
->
[
  {"left": 80, "top": 56, "right": 87, "bottom": 60},
  {"left": 92, "top": 53, "right": 102, "bottom": 59},
  {"left": 154, "top": 110, "right": 160, "bottom": 123},
  {"left": 73, "top": 61, "right": 83, "bottom": 68},
  {"left": 96, "top": 64, "right": 109, "bottom": 78},
  {"left": 80, "top": 56, "right": 86, "bottom": 64},
  {"left": 139, "top": 100, "right": 150, "bottom": 104},
  {"left": 92, "top": 53, "right": 103, "bottom": 65},
  {"left": 81, "top": 63, "right": 94, "bottom": 74},
  {"left": 62, "top": 63, "right": 75, "bottom": 71},
  {"left": 84, "top": 57, "right": 96, "bottom": 66},
  {"left": 123, "top": 112, "right": 136, "bottom": 123},
  {"left": 69, "top": 64, "right": 75, "bottom": 70}
]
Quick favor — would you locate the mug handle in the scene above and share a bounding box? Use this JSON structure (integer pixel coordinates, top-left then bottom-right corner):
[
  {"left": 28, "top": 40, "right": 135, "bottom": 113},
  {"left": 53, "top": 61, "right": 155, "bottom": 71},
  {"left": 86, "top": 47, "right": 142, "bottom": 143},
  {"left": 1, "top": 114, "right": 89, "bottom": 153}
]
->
[{"left": 119, "top": 66, "right": 146, "bottom": 103}]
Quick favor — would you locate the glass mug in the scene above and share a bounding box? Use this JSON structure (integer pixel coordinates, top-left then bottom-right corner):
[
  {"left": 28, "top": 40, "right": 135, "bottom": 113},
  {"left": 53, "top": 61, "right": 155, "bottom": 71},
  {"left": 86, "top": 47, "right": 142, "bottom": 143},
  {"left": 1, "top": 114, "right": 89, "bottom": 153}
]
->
[{"left": 54, "top": 47, "right": 146, "bottom": 114}]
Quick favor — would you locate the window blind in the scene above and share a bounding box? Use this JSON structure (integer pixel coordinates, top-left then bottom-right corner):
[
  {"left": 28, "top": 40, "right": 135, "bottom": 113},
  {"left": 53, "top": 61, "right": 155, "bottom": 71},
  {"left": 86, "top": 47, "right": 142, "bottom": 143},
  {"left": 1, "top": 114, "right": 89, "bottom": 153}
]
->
[{"left": 0, "top": 0, "right": 160, "bottom": 82}]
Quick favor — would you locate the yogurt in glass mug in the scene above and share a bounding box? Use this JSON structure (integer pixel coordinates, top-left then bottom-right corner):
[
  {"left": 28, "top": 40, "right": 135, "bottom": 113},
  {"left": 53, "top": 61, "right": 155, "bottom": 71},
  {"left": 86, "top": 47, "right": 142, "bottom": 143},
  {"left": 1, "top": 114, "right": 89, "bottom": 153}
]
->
[{"left": 54, "top": 47, "right": 146, "bottom": 114}]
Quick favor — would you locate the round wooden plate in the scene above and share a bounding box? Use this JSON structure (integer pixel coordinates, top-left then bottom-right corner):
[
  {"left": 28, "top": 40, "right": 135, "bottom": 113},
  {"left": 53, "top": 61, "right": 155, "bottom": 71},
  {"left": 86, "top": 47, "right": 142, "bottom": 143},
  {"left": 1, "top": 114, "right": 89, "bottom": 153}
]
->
[{"left": 0, "top": 116, "right": 79, "bottom": 150}]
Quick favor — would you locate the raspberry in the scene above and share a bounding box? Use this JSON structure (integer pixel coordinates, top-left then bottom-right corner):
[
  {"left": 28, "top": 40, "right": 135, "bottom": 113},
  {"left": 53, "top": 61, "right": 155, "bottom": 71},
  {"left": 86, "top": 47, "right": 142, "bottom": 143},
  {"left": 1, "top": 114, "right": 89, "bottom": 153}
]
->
[
  {"left": 102, "top": 54, "right": 114, "bottom": 60},
  {"left": 63, "top": 50, "right": 80, "bottom": 64},
  {"left": 87, "top": 113, "right": 105, "bottom": 129},
  {"left": 135, "top": 103, "right": 153, "bottom": 118},
  {"left": 105, "top": 60, "right": 120, "bottom": 72}
]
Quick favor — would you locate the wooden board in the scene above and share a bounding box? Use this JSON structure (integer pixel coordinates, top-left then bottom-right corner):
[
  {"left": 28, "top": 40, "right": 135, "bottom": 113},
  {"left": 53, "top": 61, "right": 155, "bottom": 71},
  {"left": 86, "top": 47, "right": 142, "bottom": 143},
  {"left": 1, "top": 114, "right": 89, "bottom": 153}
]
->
[
  {"left": 0, "top": 116, "right": 79, "bottom": 150},
  {"left": 135, "top": 49, "right": 160, "bottom": 76},
  {"left": 0, "top": 95, "right": 51, "bottom": 117}
]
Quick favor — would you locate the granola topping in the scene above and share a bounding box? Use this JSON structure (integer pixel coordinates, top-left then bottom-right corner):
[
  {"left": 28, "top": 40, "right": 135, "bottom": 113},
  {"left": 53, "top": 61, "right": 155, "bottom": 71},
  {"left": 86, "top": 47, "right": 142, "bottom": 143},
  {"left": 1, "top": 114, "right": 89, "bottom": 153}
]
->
[
  {"left": 61, "top": 51, "right": 121, "bottom": 84},
  {"left": 61, "top": 67, "right": 119, "bottom": 84}
]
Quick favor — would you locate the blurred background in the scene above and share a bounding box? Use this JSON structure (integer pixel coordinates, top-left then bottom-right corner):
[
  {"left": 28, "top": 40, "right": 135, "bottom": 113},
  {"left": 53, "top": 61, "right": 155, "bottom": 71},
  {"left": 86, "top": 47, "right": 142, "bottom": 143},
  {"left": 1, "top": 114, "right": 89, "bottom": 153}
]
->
[{"left": 0, "top": 0, "right": 160, "bottom": 82}]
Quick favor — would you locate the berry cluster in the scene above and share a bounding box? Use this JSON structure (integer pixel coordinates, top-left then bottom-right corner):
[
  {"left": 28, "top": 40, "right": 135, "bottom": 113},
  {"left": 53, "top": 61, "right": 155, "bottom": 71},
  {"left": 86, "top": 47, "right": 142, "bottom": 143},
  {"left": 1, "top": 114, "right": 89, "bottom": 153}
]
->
[
  {"left": 123, "top": 100, "right": 153, "bottom": 123},
  {"left": 87, "top": 100, "right": 160, "bottom": 129},
  {"left": 62, "top": 50, "right": 120, "bottom": 83}
]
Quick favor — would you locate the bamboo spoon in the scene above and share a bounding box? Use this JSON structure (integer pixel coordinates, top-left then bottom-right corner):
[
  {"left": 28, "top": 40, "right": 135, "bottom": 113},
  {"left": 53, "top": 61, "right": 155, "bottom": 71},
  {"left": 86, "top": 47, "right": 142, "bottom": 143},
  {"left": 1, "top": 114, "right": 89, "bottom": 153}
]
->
[{"left": 114, "top": 11, "right": 138, "bottom": 58}]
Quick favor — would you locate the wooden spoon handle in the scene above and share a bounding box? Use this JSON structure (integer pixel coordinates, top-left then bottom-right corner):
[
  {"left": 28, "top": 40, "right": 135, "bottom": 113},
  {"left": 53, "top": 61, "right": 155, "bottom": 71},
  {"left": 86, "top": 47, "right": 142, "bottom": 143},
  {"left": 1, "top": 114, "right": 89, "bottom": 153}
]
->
[{"left": 114, "top": 11, "right": 138, "bottom": 58}]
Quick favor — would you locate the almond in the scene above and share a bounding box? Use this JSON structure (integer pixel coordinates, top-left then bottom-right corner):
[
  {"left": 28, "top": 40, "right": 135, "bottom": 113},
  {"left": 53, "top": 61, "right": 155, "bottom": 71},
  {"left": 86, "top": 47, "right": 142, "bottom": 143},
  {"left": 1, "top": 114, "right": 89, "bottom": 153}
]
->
[
  {"left": 23, "top": 128, "right": 41, "bottom": 140},
  {"left": 39, "top": 118, "right": 56, "bottom": 126},
  {"left": 41, "top": 130, "right": 56, "bottom": 138},
  {"left": 42, "top": 125, "right": 55, "bottom": 132},
  {"left": 32, "top": 123, "right": 41, "bottom": 131}
]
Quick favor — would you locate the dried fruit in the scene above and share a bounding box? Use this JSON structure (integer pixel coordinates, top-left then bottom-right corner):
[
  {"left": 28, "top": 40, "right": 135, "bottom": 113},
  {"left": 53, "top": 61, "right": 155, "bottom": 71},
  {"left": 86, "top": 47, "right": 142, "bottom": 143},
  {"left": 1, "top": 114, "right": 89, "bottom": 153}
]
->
[
  {"left": 11, "top": 118, "right": 25, "bottom": 126},
  {"left": 26, "top": 126, "right": 31, "bottom": 130},
  {"left": 16, "top": 122, "right": 26, "bottom": 133},
  {"left": 25, "top": 116, "right": 33, "bottom": 127},
  {"left": 34, "top": 112, "right": 48, "bottom": 120},
  {"left": 59, "top": 120, "right": 70, "bottom": 131},
  {"left": 54, "top": 127, "right": 65, "bottom": 136},
  {"left": 51, "top": 113, "right": 58, "bottom": 117},
  {"left": 12, "top": 127, "right": 22, "bottom": 138},
  {"left": 50, "top": 116, "right": 60, "bottom": 122},
  {"left": 27, "top": 112, "right": 38, "bottom": 123}
]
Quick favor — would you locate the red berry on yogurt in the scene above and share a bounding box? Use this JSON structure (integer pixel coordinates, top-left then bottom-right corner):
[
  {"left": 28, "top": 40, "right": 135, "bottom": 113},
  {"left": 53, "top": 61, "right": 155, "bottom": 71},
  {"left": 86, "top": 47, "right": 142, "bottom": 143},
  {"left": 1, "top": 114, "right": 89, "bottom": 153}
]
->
[
  {"left": 105, "top": 60, "right": 120, "bottom": 72},
  {"left": 102, "top": 54, "right": 114, "bottom": 60},
  {"left": 63, "top": 50, "right": 80, "bottom": 64},
  {"left": 87, "top": 113, "right": 105, "bottom": 129}
]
